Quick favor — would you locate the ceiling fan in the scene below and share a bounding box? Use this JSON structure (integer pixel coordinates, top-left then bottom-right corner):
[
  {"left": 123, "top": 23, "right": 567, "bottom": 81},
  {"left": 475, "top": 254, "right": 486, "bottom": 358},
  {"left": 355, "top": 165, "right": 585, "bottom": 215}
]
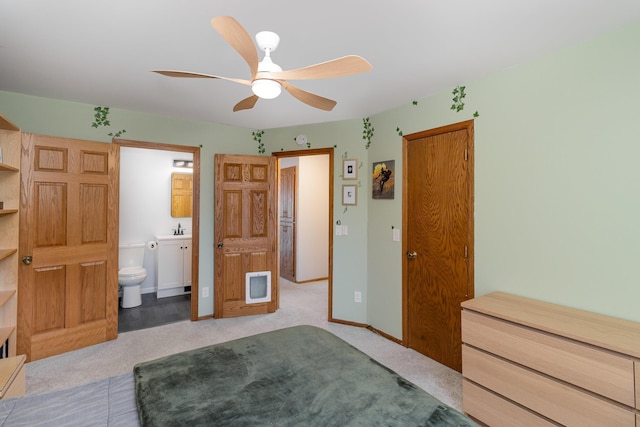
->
[{"left": 152, "top": 16, "right": 372, "bottom": 112}]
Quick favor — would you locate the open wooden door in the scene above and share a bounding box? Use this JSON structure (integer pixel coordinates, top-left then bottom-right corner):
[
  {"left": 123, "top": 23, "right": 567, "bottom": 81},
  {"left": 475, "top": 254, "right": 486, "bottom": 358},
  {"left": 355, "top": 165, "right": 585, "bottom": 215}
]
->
[
  {"left": 214, "top": 154, "right": 278, "bottom": 318},
  {"left": 18, "top": 133, "right": 119, "bottom": 361}
]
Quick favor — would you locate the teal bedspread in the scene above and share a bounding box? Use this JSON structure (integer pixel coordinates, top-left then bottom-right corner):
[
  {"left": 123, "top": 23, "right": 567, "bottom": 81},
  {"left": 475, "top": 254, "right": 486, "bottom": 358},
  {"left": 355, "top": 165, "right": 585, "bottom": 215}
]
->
[{"left": 134, "top": 325, "right": 477, "bottom": 426}]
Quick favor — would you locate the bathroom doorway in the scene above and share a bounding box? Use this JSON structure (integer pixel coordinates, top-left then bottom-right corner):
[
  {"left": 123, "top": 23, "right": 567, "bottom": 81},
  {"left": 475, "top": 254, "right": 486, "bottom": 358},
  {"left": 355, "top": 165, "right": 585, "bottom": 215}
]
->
[
  {"left": 274, "top": 148, "right": 334, "bottom": 320},
  {"left": 114, "top": 138, "right": 200, "bottom": 332}
]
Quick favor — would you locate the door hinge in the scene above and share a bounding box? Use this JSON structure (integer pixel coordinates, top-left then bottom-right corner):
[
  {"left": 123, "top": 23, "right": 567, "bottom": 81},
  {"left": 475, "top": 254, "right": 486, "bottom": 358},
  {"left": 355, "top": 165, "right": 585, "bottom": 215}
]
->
[
  {"left": 464, "top": 245, "right": 468, "bottom": 258},
  {"left": 464, "top": 149, "right": 468, "bottom": 161}
]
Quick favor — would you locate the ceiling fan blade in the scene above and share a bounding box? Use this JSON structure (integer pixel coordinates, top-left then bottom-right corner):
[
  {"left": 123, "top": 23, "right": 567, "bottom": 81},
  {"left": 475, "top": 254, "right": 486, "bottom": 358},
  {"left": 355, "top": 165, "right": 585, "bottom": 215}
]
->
[
  {"left": 233, "top": 95, "right": 260, "bottom": 112},
  {"left": 281, "top": 82, "right": 337, "bottom": 111},
  {"left": 152, "top": 70, "right": 251, "bottom": 86},
  {"left": 263, "top": 55, "right": 372, "bottom": 81},
  {"left": 211, "top": 16, "right": 259, "bottom": 80}
]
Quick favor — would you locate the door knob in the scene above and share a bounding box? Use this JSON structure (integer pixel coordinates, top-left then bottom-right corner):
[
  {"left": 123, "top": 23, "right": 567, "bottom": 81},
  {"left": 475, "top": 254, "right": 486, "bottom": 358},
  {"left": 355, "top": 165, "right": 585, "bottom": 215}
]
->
[
  {"left": 407, "top": 251, "right": 417, "bottom": 259},
  {"left": 217, "top": 242, "right": 223, "bottom": 248},
  {"left": 22, "top": 255, "right": 33, "bottom": 265}
]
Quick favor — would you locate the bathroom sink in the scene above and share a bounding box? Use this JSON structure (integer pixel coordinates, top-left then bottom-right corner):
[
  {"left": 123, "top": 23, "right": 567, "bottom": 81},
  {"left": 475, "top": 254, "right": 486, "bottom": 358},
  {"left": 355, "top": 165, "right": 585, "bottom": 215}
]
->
[{"left": 156, "top": 234, "right": 192, "bottom": 241}]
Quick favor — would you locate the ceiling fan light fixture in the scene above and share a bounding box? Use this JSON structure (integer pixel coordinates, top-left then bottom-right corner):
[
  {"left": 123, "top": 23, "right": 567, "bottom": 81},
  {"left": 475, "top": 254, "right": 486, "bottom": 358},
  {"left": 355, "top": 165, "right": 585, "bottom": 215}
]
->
[
  {"left": 252, "top": 79, "right": 282, "bottom": 99},
  {"left": 252, "top": 54, "right": 283, "bottom": 99}
]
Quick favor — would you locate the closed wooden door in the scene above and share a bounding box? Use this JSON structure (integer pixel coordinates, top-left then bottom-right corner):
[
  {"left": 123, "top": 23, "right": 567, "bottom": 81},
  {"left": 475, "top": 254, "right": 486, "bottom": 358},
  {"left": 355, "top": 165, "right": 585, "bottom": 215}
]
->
[
  {"left": 18, "top": 133, "right": 119, "bottom": 361},
  {"left": 279, "top": 166, "right": 296, "bottom": 282},
  {"left": 403, "top": 121, "right": 474, "bottom": 372},
  {"left": 214, "top": 154, "right": 277, "bottom": 318}
]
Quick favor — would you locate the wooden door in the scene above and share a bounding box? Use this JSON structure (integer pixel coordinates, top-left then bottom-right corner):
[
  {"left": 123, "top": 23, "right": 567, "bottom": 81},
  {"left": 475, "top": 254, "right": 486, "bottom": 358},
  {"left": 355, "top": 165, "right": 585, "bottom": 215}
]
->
[
  {"left": 403, "top": 121, "right": 474, "bottom": 372},
  {"left": 18, "top": 133, "right": 119, "bottom": 361},
  {"left": 214, "top": 154, "right": 277, "bottom": 318},
  {"left": 279, "top": 166, "right": 296, "bottom": 282}
]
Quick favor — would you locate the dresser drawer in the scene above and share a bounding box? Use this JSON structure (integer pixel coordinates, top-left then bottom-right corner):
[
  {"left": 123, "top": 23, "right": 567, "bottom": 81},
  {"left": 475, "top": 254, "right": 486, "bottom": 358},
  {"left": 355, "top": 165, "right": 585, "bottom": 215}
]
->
[
  {"left": 462, "top": 310, "right": 635, "bottom": 406},
  {"left": 636, "top": 361, "right": 639, "bottom": 409},
  {"left": 462, "top": 345, "right": 635, "bottom": 426},
  {"left": 463, "top": 380, "right": 556, "bottom": 427}
]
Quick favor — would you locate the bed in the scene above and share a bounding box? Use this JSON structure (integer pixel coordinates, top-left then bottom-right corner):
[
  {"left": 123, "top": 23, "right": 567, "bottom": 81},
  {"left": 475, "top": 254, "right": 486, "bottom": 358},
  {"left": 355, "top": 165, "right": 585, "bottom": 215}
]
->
[{"left": 0, "top": 326, "right": 477, "bottom": 426}]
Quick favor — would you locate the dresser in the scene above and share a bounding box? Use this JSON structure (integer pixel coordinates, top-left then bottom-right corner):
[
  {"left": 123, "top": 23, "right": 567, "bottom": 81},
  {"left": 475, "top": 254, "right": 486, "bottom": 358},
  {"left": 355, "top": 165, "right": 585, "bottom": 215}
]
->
[{"left": 461, "top": 292, "right": 640, "bottom": 426}]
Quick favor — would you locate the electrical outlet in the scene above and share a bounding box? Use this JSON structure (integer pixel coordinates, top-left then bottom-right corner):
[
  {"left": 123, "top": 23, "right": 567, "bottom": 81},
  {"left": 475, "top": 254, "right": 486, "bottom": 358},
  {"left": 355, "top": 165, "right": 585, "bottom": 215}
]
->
[
  {"left": 354, "top": 291, "right": 362, "bottom": 303},
  {"left": 202, "top": 287, "right": 209, "bottom": 298}
]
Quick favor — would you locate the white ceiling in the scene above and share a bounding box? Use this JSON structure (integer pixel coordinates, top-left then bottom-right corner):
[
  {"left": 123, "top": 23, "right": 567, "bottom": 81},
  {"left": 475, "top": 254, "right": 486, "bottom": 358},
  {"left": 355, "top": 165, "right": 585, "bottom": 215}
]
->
[{"left": 1, "top": 1, "right": 639, "bottom": 130}]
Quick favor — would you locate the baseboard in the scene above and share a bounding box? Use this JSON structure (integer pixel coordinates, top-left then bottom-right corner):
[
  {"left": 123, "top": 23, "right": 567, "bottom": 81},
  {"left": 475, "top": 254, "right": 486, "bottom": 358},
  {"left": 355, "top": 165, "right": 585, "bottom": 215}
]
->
[
  {"left": 294, "top": 276, "right": 329, "bottom": 284},
  {"left": 329, "top": 318, "right": 404, "bottom": 346},
  {"left": 329, "top": 317, "right": 368, "bottom": 328},
  {"left": 366, "top": 325, "right": 403, "bottom": 345}
]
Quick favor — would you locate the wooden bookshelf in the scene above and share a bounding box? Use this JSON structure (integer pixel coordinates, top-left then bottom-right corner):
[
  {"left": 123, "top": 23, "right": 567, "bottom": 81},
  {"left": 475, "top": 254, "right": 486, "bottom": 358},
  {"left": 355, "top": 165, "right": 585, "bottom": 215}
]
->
[
  {"left": 0, "top": 112, "right": 24, "bottom": 398},
  {"left": 0, "top": 249, "right": 16, "bottom": 262},
  {"left": 0, "top": 163, "right": 18, "bottom": 173},
  {"left": 0, "top": 355, "right": 25, "bottom": 398},
  {"left": 0, "top": 291, "right": 15, "bottom": 309}
]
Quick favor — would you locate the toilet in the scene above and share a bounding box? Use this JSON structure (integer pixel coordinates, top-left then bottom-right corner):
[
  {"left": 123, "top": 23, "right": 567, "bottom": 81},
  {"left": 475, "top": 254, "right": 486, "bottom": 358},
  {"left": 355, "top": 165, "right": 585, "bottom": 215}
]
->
[{"left": 118, "top": 243, "right": 148, "bottom": 308}]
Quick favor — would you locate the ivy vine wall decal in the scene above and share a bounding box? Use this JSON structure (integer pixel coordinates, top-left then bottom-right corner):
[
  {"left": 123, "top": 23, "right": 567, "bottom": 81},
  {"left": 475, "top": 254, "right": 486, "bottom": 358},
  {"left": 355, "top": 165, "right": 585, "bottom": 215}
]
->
[
  {"left": 362, "top": 117, "right": 374, "bottom": 149},
  {"left": 252, "top": 129, "right": 265, "bottom": 154},
  {"left": 91, "top": 106, "right": 126, "bottom": 137}
]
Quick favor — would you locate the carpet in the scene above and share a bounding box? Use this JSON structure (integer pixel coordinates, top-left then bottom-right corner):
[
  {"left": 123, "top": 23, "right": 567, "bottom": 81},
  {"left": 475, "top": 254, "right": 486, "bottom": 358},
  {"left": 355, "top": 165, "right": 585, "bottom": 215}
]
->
[
  {"left": 134, "top": 325, "right": 477, "bottom": 426},
  {"left": 0, "top": 373, "right": 138, "bottom": 426}
]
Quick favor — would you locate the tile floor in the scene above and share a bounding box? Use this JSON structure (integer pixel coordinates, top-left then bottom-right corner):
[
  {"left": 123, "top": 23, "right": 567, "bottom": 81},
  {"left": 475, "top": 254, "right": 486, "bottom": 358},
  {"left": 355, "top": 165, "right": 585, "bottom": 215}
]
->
[{"left": 117, "top": 292, "right": 191, "bottom": 333}]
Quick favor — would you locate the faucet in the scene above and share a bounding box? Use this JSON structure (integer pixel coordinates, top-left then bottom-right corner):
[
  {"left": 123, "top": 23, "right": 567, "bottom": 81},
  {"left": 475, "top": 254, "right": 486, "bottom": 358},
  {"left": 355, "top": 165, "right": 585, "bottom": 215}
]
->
[{"left": 174, "top": 223, "right": 182, "bottom": 235}]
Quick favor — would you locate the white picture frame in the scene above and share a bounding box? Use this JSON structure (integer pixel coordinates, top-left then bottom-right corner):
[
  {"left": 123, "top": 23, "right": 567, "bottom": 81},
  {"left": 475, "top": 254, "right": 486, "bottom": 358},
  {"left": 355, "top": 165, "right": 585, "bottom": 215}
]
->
[{"left": 342, "top": 185, "right": 357, "bottom": 206}]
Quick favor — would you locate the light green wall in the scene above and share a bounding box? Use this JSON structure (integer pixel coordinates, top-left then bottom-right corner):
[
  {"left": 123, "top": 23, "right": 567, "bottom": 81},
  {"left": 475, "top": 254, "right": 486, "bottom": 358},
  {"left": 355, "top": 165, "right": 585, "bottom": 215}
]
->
[
  {"left": 469, "top": 22, "right": 640, "bottom": 319},
  {"left": 272, "top": 21, "right": 640, "bottom": 337},
  {"left": 264, "top": 122, "right": 369, "bottom": 323},
  {"left": 2, "top": 21, "right": 639, "bottom": 334}
]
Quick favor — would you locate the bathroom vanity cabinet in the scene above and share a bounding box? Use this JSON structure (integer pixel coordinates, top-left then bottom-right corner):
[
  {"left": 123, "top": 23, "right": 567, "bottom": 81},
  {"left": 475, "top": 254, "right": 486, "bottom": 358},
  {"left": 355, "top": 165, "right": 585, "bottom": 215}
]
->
[
  {"left": 156, "top": 235, "right": 192, "bottom": 298},
  {"left": 0, "top": 113, "right": 26, "bottom": 398}
]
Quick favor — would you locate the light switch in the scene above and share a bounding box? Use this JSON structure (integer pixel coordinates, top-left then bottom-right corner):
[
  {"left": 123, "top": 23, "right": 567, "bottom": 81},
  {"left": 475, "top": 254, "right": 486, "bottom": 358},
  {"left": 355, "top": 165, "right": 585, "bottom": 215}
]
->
[
  {"left": 393, "top": 229, "right": 400, "bottom": 241},
  {"left": 335, "top": 225, "right": 342, "bottom": 236},
  {"left": 343, "top": 225, "right": 348, "bottom": 235}
]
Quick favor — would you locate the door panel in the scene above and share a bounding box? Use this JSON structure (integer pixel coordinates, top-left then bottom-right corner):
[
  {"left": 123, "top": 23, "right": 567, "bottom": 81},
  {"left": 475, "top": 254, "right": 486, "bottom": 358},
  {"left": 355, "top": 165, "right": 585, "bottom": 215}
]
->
[
  {"left": 32, "top": 266, "right": 65, "bottom": 334},
  {"left": 214, "top": 154, "right": 277, "bottom": 318},
  {"left": 279, "top": 166, "right": 296, "bottom": 282},
  {"left": 80, "top": 184, "right": 108, "bottom": 243},
  {"left": 19, "top": 133, "right": 118, "bottom": 361},
  {"left": 403, "top": 121, "right": 474, "bottom": 372},
  {"left": 35, "top": 182, "right": 67, "bottom": 246},
  {"left": 80, "top": 261, "right": 107, "bottom": 322}
]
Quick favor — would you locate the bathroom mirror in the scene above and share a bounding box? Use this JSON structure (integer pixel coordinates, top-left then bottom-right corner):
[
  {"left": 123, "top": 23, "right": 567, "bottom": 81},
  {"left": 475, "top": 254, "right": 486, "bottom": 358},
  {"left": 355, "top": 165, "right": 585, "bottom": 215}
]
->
[{"left": 171, "top": 173, "right": 193, "bottom": 217}]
